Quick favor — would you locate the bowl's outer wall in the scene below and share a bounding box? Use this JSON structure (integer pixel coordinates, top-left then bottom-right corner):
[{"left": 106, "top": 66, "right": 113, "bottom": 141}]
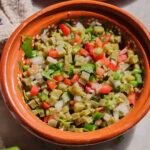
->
[{"left": 0, "top": 0, "right": 150, "bottom": 145}]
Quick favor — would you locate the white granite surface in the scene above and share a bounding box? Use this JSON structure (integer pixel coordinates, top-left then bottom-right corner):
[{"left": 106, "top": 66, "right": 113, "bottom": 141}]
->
[{"left": 0, "top": 0, "right": 150, "bottom": 150}]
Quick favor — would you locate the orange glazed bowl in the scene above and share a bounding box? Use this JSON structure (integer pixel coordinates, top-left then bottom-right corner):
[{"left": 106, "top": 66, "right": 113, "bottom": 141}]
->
[{"left": 0, "top": 0, "right": 150, "bottom": 145}]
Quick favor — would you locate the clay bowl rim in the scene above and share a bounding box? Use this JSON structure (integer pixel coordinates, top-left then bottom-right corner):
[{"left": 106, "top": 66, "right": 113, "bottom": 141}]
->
[{"left": 1, "top": 0, "right": 150, "bottom": 145}]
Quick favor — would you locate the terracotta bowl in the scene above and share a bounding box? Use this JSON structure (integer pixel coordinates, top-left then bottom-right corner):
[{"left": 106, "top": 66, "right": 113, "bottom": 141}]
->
[{"left": 0, "top": 0, "right": 150, "bottom": 145}]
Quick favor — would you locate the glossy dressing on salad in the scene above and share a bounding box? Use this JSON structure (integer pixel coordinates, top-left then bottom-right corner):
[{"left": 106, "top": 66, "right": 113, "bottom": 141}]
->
[{"left": 20, "top": 18, "right": 143, "bottom": 132}]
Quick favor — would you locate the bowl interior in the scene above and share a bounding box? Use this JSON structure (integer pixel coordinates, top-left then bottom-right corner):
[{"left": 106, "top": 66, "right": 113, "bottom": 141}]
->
[{"left": 1, "top": 1, "right": 150, "bottom": 145}]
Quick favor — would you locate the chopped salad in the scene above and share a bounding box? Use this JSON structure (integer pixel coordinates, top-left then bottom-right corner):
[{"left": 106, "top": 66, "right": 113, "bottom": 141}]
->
[{"left": 19, "top": 18, "right": 143, "bottom": 132}]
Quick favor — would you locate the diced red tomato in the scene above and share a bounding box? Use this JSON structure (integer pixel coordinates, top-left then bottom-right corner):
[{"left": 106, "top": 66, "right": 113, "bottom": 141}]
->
[
  {"left": 59, "top": 24, "right": 70, "bottom": 36},
  {"left": 128, "top": 93, "right": 136, "bottom": 106},
  {"left": 74, "top": 33, "right": 81, "bottom": 44},
  {"left": 84, "top": 43, "right": 95, "bottom": 52},
  {"left": 43, "top": 116, "right": 49, "bottom": 123},
  {"left": 30, "top": 85, "right": 40, "bottom": 96},
  {"left": 118, "top": 54, "right": 127, "bottom": 62},
  {"left": 64, "top": 78, "right": 72, "bottom": 86},
  {"left": 108, "top": 62, "right": 118, "bottom": 71},
  {"left": 79, "top": 48, "right": 89, "bottom": 56},
  {"left": 86, "top": 44, "right": 104, "bottom": 61},
  {"left": 48, "top": 50, "right": 59, "bottom": 58},
  {"left": 98, "top": 56, "right": 117, "bottom": 71},
  {"left": 25, "top": 58, "right": 31, "bottom": 65},
  {"left": 99, "top": 84, "right": 112, "bottom": 94},
  {"left": 98, "top": 56, "right": 110, "bottom": 66},
  {"left": 47, "top": 81, "right": 57, "bottom": 90},
  {"left": 96, "top": 67, "right": 105, "bottom": 78},
  {"left": 95, "top": 37, "right": 102, "bottom": 47},
  {"left": 41, "top": 102, "right": 50, "bottom": 110},
  {"left": 71, "top": 74, "right": 79, "bottom": 83},
  {"left": 53, "top": 75, "right": 64, "bottom": 82},
  {"left": 92, "top": 50, "right": 104, "bottom": 61},
  {"left": 85, "top": 85, "right": 95, "bottom": 93},
  {"left": 43, "top": 115, "right": 55, "bottom": 123},
  {"left": 102, "top": 34, "right": 112, "bottom": 47}
]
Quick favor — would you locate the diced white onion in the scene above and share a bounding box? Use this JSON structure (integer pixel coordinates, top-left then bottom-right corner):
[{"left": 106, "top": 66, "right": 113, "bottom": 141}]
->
[
  {"left": 87, "top": 94, "right": 93, "bottom": 100},
  {"left": 41, "top": 29, "right": 48, "bottom": 42},
  {"left": 111, "top": 60, "right": 117, "bottom": 65},
  {"left": 35, "top": 73, "right": 43, "bottom": 80},
  {"left": 30, "top": 75, "right": 35, "bottom": 80},
  {"left": 115, "top": 102, "right": 130, "bottom": 116},
  {"left": 113, "top": 111, "right": 119, "bottom": 121},
  {"left": 90, "top": 20, "right": 102, "bottom": 26},
  {"left": 55, "top": 100, "right": 64, "bottom": 111},
  {"left": 31, "top": 56, "right": 44, "bottom": 65},
  {"left": 75, "top": 22, "right": 84, "bottom": 29},
  {"left": 56, "top": 44, "right": 64, "bottom": 51},
  {"left": 103, "top": 113, "right": 111, "bottom": 122},
  {"left": 113, "top": 80, "right": 121, "bottom": 88},
  {"left": 119, "top": 63, "right": 129, "bottom": 71},
  {"left": 91, "top": 83, "right": 101, "bottom": 93},
  {"left": 85, "top": 56, "right": 92, "bottom": 62},
  {"left": 47, "top": 56, "right": 58, "bottom": 64},
  {"left": 74, "top": 96, "right": 82, "bottom": 102}
]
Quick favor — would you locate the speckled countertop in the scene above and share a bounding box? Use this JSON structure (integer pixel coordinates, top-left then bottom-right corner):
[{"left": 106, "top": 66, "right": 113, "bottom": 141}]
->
[{"left": 0, "top": 0, "right": 150, "bottom": 150}]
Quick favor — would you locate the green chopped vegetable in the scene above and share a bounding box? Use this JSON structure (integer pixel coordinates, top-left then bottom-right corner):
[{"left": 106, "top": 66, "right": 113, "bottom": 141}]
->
[
  {"left": 81, "top": 63, "right": 96, "bottom": 73},
  {"left": 135, "top": 74, "right": 142, "bottom": 84},
  {"left": 72, "top": 45, "right": 81, "bottom": 54},
  {"left": 42, "top": 69, "right": 54, "bottom": 79},
  {"left": 129, "top": 80, "right": 138, "bottom": 87},
  {"left": 85, "top": 26, "right": 93, "bottom": 33},
  {"left": 49, "top": 62, "right": 63, "bottom": 71},
  {"left": 5, "top": 146, "right": 20, "bottom": 150},
  {"left": 38, "top": 109, "right": 45, "bottom": 117},
  {"left": 89, "top": 75, "right": 96, "bottom": 82},
  {"left": 113, "top": 72, "right": 122, "bottom": 80},
  {"left": 38, "top": 92, "right": 48, "bottom": 101},
  {"left": 93, "top": 112, "right": 103, "bottom": 121},
  {"left": 23, "top": 65, "right": 29, "bottom": 71},
  {"left": 84, "top": 123, "right": 96, "bottom": 131},
  {"left": 21, "top": 36, "right": 34, "bottom": 58},
  {"left": 132, "top": 68, "right": 142, "bottom": 74}
]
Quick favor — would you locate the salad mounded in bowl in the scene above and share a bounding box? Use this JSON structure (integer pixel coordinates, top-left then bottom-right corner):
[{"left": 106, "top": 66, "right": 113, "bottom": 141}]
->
[{"left": 20, "top": 17, "right": 143, "bottom": 132}]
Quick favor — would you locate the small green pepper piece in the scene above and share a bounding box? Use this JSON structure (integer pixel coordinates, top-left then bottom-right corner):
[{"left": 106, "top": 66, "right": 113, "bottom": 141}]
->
[
  {"left": 38, "top": 92, "right": 48, "bottom": 101},
  {"left": 135, "top": 74, "right": 142, "bottom": 84},
  {"left": 113, "top": 72, "right": 122, "bottom": 80},
  {"left": 85, "top": 26, "right": 93, "bottom": 33},
  {"left": 84, "top": 123, "right": 96, "bottom": 131},
  {"left": 129, "top": 80, "right": 138, "bottom": 87},
  {"left": 6, "top": 146, "right": 20, "bottom": 150},
  {"left": 93, "top": 112, "right": 103, "bottom": 121},
  {"left": 23, "top": 65, "right": 29, "bottom": 71},
  {"left": 132, "top": 68, "right": 142, "bottom": 74}
]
